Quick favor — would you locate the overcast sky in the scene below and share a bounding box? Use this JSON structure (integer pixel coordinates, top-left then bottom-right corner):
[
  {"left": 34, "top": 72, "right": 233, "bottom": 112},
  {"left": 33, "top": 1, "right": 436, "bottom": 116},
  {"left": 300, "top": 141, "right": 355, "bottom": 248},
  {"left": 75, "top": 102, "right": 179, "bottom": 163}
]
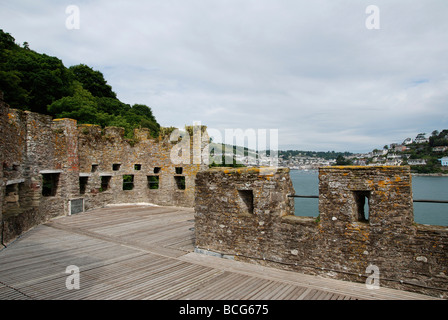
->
[{"left": 1, "top": 0, "right": 447, "bottom": 152}]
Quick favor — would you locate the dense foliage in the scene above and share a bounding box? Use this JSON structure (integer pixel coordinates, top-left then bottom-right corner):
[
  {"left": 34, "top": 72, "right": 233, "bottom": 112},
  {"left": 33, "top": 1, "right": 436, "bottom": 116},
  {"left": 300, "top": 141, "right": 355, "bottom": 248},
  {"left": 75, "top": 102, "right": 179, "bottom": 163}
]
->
[
  {"left": 0, "top": 29, "right": 160, "bottom": 138},
  {"left": 429, "top": 130, "right": 448, "bottom": 147}
]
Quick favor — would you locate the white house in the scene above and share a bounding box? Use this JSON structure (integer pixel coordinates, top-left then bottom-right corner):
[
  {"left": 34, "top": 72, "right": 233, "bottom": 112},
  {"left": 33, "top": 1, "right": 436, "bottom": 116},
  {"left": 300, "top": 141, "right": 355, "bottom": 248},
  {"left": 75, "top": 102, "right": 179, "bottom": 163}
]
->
[
  {"left": 408, "top": 159, "right": 427, "bottom": 166},
  {"left": 439, "top": 157, "right": 448, "bottom": 167},
  {"left": 414, "top": 134, "right": 429, "bottom": 144},
  {"left": 433, "top": 146, "right": 448, "bottom": 152}
]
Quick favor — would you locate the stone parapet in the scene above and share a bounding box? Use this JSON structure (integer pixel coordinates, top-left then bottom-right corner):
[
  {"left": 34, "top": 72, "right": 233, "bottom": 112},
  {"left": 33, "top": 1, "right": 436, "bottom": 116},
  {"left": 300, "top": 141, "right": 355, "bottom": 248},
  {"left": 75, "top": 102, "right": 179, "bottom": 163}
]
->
[{"left": 194, "top": 166, "right": 448, "bottom": 298}]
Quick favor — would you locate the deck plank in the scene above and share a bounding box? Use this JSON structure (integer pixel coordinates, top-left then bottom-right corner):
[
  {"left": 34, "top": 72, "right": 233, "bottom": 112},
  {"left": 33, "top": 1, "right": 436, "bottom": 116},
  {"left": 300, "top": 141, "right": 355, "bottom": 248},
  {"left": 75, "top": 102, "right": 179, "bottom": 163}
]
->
[{"left": 0, "top": 205, "right": 440, "bottom": 301}]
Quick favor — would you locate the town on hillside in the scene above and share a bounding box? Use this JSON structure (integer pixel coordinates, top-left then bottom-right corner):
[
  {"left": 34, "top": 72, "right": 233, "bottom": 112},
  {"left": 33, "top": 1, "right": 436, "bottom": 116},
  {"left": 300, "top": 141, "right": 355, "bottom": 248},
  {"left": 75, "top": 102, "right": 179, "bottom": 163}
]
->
[{"left": 277, "top": 131, "right": 448, "bottom": 173}]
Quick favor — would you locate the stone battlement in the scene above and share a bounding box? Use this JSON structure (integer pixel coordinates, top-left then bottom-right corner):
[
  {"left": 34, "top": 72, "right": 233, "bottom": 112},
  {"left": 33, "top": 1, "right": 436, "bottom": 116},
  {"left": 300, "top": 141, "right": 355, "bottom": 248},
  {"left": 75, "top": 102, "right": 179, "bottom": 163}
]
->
[{"left": 194, "top": 166, "right": 448, "bottom": 298}]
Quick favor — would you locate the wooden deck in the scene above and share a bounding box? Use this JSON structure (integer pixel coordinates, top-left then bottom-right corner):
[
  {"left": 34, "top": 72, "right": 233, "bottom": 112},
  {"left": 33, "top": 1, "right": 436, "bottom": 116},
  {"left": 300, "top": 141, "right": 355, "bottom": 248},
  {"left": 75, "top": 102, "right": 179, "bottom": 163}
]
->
[{"left": 0, "top": 204, "right": 439, "bottom": 300}]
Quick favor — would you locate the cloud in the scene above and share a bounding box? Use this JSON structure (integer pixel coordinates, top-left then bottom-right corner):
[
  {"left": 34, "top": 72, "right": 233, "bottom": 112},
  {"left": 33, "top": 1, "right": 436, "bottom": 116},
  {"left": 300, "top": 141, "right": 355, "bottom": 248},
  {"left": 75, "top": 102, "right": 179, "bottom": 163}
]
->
[{"left": 1, "top": 0, "right": 447, "bottom": 152}]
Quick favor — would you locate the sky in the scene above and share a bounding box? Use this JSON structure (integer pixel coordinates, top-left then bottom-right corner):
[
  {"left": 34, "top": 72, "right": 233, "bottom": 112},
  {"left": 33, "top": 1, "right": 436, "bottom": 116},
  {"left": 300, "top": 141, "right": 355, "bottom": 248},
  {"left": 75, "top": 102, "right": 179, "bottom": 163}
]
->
[{"left": 1, "top": 0, "right": 447, "bottom": 153}]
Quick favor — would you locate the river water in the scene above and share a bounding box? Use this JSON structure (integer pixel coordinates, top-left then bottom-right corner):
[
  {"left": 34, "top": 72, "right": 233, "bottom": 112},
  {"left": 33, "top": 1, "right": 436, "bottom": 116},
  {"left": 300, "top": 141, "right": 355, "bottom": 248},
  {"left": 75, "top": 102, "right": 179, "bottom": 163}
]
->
[{"left": 290, "top": 169, "right": 448, "bottom": 227}]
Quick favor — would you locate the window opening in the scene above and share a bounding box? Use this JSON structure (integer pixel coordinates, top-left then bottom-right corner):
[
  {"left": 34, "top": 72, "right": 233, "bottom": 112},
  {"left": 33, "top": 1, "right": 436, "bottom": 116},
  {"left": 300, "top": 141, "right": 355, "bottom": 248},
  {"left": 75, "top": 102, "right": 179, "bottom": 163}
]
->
[
  {"left": 353, "top": 191, "right": 370, "bottom": 222},
  {"left": 42, "top": 173, "right": 60, "bottom": 197},
  {"left": 147, "top": 176, "right": 159, "bottom": 189},
  {"left": 123, "top": 175, "right": 134, "bottom": 190},
  {"left": 174, "top": 176, "right": 185, "bottom": 190},
  {"left": 79, "top": 177, "right": 88, "bottom": 194},
  {"left": 238, "top": 190, "right": 254, "bottom": 214},
  {"left": 101, "top": 176, "right": 111, "bottom": 192}
]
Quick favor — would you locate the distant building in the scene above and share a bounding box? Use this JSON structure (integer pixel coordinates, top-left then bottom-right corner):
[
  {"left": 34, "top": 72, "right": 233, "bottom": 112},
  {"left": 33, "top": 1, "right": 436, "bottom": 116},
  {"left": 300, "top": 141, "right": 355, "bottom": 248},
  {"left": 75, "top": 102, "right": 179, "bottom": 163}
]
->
[
  {"left": 373, "top": 149, "right": 387, "bottom": 157},
  {"left": 408, "top": 159, "right": 427, "bottom": 166},
  {"left": 385, "top": 159, "right": 402, "bottom": 166},
  {"left": 439, "top": 157, "right": 448, "bottom": 167},
  {"left": 433, "top": 146, "right": 448, "bottom": 152},
  {"left": 414, "top": 134, "right": 429, "bottom": 144},
  {"left": 387, "top": 153, "right": 402, "bottom": 160},
  {"left": 391, "top": 145, "right": 408, "bottom": 152}
]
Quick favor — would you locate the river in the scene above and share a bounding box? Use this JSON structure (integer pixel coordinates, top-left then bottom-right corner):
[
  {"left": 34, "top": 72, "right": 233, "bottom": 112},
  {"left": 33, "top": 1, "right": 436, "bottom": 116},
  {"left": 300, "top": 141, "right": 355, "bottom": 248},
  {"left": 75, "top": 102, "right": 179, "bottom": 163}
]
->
[{"left": 290, "top": 169, "right": 448, "bottom": 227}]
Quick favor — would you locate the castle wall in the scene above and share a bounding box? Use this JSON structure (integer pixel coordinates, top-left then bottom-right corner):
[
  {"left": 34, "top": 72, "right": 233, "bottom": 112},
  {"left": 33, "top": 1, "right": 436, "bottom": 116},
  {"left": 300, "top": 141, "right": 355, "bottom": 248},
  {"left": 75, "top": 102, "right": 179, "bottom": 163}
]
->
[
  {"left": 0, "top": 93, "right": 208, "bottom": 245},
  {"left": 194, "top": 166, "right": 448, "bottom": 298},
  {"left": 76, "top": 124, "right": 208, "bottom": 210},
  {"left": 0, "top": 94, "right": 83, "bottom": 245}
]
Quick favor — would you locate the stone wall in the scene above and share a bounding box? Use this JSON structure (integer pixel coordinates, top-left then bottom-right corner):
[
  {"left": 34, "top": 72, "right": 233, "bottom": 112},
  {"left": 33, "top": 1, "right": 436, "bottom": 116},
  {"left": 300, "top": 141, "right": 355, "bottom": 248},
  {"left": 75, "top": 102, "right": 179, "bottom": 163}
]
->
[
  {"left": 194, "top": 166, "right": 448, "bottom": 298},
  {"left": 77, "top": 124, "right": 208, "bottom": 210},
  {"left": 0, "top": 93, "right": 209, "bottom": 245},
  {"left": 0, "top": 101, "right": 79, "bottom": 244}
]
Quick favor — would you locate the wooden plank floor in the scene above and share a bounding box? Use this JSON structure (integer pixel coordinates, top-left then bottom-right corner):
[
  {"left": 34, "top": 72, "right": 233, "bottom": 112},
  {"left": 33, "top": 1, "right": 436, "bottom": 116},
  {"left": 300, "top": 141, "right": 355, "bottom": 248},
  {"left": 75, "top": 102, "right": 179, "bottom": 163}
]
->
[{"left": 0, "top": 204, "right": 439, "bottom": 300}]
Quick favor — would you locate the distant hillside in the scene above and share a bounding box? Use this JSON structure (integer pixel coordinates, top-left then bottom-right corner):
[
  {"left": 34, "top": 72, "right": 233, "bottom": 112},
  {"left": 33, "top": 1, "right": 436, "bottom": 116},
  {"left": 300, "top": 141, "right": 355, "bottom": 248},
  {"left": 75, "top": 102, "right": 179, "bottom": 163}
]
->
[
  {"left": 0, "top": 29, "right": 160, "bottom": 139},
  {"left": 279, "top": 150, "right": 353, "bottom": 160},
  {"left": 401, "top": 130, "right": 448, "bottom": 173},
  {"left": 364, "top": 130, "right": 448, "bottom": 173}
]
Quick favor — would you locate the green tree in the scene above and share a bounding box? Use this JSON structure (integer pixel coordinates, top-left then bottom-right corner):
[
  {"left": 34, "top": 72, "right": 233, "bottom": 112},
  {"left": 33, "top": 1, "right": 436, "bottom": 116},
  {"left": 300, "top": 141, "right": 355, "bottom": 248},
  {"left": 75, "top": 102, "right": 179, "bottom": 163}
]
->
[
  {"left": 335, "top": 155, "right": 353, "bottom": 166},
  {"left": 0, "top": 29, "right": 15, "bottom": 50},
  {"left": 1, "top": 29, "right": 161, "bottom": 140},
  {"left": 0, "top": 29, "right": 72, "bottom": 114},
  {"left": 47, "top": 81, "right": 99, "bottom": 124},
  {"left": 69, "top": 64, "right": 116, "bottom": 98}
]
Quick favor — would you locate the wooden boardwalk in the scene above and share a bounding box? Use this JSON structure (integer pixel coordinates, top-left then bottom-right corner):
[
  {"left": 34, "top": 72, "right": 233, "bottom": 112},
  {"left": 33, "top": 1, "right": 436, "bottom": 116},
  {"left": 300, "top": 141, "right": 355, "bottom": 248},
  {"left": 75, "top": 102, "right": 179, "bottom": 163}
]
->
[{"left": 0, "top": 204, "right": 439, "bottom": 300}]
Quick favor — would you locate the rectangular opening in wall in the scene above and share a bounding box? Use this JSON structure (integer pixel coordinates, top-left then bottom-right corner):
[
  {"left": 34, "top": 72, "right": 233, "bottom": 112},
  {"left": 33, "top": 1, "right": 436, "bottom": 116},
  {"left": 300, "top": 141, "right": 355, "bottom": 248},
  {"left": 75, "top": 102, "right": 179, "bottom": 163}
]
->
[
  {"left": 174, "top": 176, "right": 186, "bottom": 190},
  {"left": 4, "top": 183, "right": 19, "bottom": 208},
  {"left": 353, "top": 191, "right": 370, "bottom": 222},
  {"left": 101, "top": 176, "right": 111, "bottom": 192},
  {"left": 91, "top": 164, "right": 98, "bottom": 172},
  {"left": 5, "top": 184, "right": 17, "bottom": 198},
  {"left": 147, "top": 175, "right": 159, "bottom": 189},
  {"left": 175, "top": 167, "right": 183, "bottom": 174},
  {"left": 113, "top": 163, "right": 121, "bottom": 171},
  {"left": 154, "top": 167, "right": 161, "bottom": 174},
  {"left": 4, "top": 182, "right": 27, "bottom": 213},
  {"left": 123, "top": 175, "right": 134, "bottom": 190},
  {"left": 238, "top": 190, "right": 254, "bottom": 214},
  {"left": 79, "top": 177, "right": 88, "bottom": 195},
  {"left": 42, "top": 173, "right": 59, "bottom": 197},
  {"left": 134, "top": 164, "right": 142, "bottom": 171}
]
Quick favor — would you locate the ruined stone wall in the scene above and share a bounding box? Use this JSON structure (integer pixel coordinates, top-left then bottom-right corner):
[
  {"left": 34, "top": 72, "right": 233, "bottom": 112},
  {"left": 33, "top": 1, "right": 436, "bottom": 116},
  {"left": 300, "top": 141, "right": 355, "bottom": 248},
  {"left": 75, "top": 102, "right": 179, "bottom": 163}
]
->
[
  {"left": 76, "top": 124, "right": 208, "bottom": 210},
  {"left": 195, "top": 167, "right": 295, "bottom": 260},
  {"left": 1, "top": 93, "right": 209, "bottom": 245},
  {"left": 194, "top": 166, "right": 448, "bottom": 298},
  {"left": 0, "top": 97, "right": 81, "bottom": 244}
]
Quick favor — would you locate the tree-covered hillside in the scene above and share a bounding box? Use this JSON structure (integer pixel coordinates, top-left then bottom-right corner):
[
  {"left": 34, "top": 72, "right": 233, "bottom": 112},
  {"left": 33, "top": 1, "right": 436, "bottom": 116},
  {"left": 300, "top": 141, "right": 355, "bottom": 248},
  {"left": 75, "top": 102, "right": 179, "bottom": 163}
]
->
[
  {"left": 279, "top": 150, "right": 353, "bottom": 160},
  {"left": 0, "top": 29, "right": 160, "bottom": 138}
]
